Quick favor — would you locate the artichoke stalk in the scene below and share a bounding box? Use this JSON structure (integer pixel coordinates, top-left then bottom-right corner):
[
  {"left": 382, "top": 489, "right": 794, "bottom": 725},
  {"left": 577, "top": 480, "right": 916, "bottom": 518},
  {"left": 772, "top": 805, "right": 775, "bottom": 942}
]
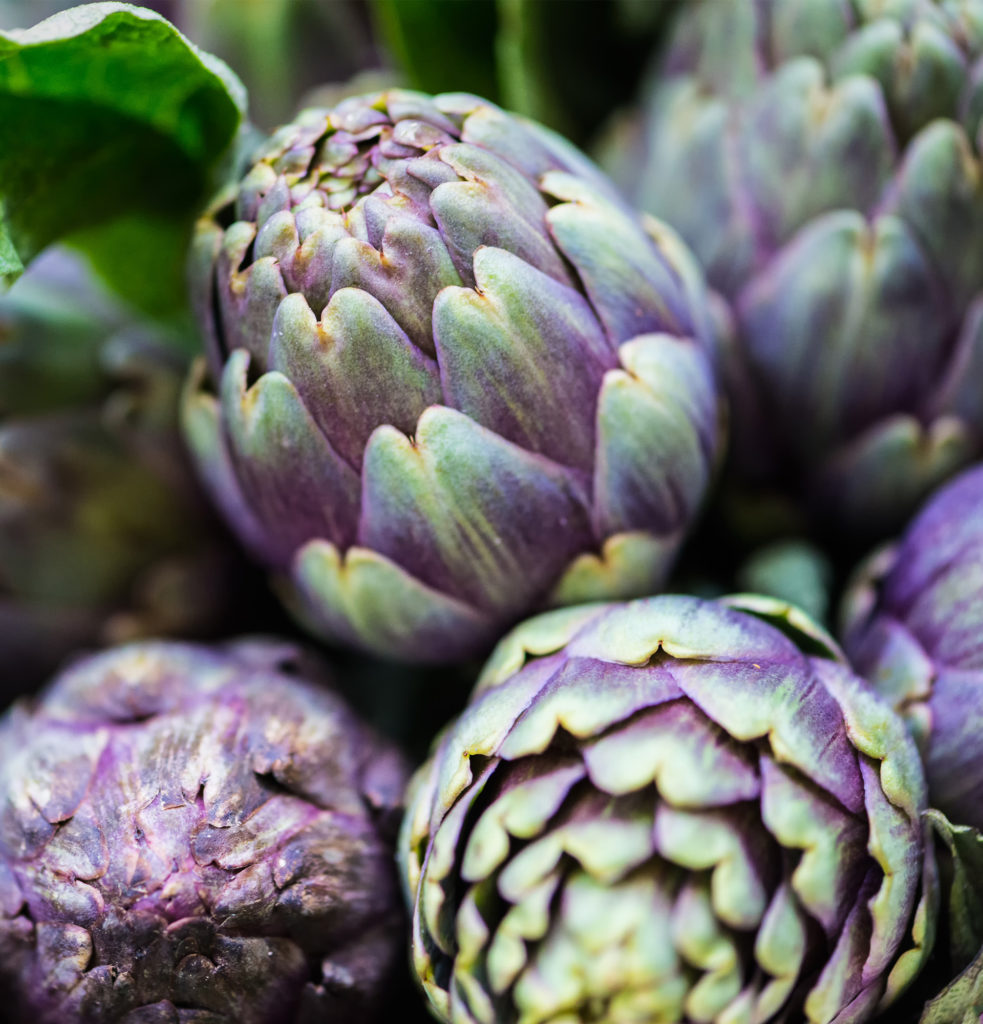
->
[
  {"left": 600, "top": 0, "right": 983, "bottom": 539},
  {"left": 0, "top": 639, "right": 407, "bottom": 1023},
  {"left": 185, "top": 88, "right": 723, "bottom": 664},
  {"left": 842, "top": 462, "right": 983, "bottom": 831},
  {"left": 401, "top": 594, "right": 936, "bottom": 1024}
]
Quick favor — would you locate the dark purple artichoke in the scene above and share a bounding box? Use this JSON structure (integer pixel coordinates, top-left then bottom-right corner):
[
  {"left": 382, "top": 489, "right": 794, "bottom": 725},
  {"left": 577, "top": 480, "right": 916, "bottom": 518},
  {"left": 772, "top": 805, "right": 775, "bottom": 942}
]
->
[
  {"left": 184, "top": 88, "right": 723, "bottom": 664},
  {"left": 843, "top": 463, "right": 983, "bottom": 831},
  {"left": 0, "top": 639, "right": 408, "bottom": 1023},
  {"left": 402, "top": 594, "right": 936, "bottom": 1023}
]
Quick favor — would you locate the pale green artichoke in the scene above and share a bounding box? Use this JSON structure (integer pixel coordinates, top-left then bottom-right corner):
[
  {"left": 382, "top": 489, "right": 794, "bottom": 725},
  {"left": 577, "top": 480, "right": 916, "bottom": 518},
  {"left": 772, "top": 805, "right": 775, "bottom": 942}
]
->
[{"left": 402, "top": 594, "right": 936, "bottom": 1023}]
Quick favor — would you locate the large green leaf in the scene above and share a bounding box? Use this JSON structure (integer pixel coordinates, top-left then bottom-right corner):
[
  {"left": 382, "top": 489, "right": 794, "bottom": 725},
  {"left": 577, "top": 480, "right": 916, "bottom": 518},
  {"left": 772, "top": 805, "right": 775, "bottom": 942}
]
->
[{"left": 0, "top": 3, "right": 245, "bottom": 322}]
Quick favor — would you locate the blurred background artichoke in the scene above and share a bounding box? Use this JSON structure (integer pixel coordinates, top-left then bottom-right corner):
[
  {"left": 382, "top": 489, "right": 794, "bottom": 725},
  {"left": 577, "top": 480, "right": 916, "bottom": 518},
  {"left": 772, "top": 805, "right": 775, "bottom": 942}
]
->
[
  {"left": 0, "top": 250, "right": 252, "bottom": 698},
  {"left": 600, "top": 0, "right": 983, "bottom": 546}
]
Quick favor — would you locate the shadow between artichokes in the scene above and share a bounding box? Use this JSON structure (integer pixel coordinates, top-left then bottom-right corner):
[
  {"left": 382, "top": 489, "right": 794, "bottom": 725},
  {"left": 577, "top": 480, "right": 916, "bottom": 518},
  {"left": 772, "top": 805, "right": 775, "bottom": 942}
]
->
[
  {"left": 183, "top": 88, "right": 723, "bottom": 664},
  {"left": 401, "top": 594, "right": 937, "bottom": 1023}
]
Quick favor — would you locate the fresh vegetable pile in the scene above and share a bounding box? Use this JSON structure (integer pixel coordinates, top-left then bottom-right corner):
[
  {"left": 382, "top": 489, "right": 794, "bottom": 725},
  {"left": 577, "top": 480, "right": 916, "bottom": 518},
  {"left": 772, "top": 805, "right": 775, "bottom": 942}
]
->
[{"left": 0, "top": 2, "right": 981, "bottom": 1021}]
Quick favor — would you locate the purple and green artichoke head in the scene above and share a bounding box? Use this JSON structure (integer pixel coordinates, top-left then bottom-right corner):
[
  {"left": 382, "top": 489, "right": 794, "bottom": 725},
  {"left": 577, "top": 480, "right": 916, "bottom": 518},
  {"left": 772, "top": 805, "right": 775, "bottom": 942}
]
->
[
  {"left": 843, "top": 462, "right": 983, "bottom": 832},
  {"left": 0, "top": 251, "right": 240, "bottom": 688},
  {"left": 185, "top": 88, "right": 723, "bottom": 664},
  {"left": 0, "top": 639, "right": 408, "bottom": 1023},
  {"left": 401, "top": 594, "right": 936, "bottom": 1023},
  {"left": 600, "top": 0, "right": 983, "bottom": 538}
]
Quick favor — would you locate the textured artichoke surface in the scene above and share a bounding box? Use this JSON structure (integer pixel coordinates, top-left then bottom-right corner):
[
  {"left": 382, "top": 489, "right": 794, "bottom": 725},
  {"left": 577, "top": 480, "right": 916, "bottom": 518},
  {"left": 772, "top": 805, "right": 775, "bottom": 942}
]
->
[
  {"left": 601, "top": 0, "right": 983, "bottom": 537},
  {"left": 402, "top": 595, "right": 935, "bottom": 1024},
  {"left": 843, "top": 462, "right": 983, "bottom": 831},
  {"left": 0, "top": 251, "right": 238, "bottom": 692},
  {"left": 0, "top": 640, "right": 408, "bottom": 1023},
  {"left": 185, "top": 88, "right": 722, "bottom": 664}
]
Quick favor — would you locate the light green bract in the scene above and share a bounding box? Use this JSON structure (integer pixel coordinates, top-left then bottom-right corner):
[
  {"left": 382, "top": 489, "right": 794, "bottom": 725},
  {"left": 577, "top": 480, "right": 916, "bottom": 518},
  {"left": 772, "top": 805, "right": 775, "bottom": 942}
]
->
[{"left": 401, "top": 594, "right": 936, "bottom": 1023}]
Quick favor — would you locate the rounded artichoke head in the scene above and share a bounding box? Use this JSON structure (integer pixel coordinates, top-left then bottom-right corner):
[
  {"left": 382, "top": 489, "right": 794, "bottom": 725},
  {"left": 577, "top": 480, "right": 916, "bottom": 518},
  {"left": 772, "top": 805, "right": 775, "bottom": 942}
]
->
[
  {"left": 600, "top": 0, "right": 983, "bottom": 540},
  {"left": 843, "top": 462, "right": 983, "bottom": 830},
  {"left": 0, "top": 251, "right": 245, "bottom": 691},
  {"left": 401, "top": 595, "right": 936, "bottom": 1023},
  {"left": 0, "top": 639, "right": 408, "bottom": 1023},
  {"left": 185, "top": 88, "right": 723, "bottom": 664}
]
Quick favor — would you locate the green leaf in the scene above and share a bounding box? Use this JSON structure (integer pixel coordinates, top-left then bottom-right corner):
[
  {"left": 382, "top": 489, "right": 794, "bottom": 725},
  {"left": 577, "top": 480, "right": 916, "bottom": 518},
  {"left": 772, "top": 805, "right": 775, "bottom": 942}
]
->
[
  {"left": 495, "top": 0, "right": 679, "bottom": 144},
  {"left": 370, "top": 0, "right": 499, "bottom": 103},
  {"left": 929, "top": 811, "right": 983, "bottom": 967},
  {"left": 919, "top": 949, "right": 983, "bottom": 1023},
  {"left": 0, "top": 3, "right": 245, "bottom": 322}
]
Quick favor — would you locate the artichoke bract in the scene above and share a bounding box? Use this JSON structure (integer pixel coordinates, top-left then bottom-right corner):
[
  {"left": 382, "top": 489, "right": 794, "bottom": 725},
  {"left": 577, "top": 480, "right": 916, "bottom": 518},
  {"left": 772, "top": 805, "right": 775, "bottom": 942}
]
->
[
  {"left": 185, "top": 88, "right": 722, "bottom": 664},
  {"left": 843, "top": 463, "right": 983, "bottom": 831},
  {"left": 402, "top": 595, "right": 935, "bottom": 1024},
  {"left": 0, "top": 639, "right": 407, "bottom": 1023},
  {"left": 0, "top": 250, "right": 239, "bottom": 691},
  {"left": 601, "top": 0, "right": 983, "bottom": 537}
]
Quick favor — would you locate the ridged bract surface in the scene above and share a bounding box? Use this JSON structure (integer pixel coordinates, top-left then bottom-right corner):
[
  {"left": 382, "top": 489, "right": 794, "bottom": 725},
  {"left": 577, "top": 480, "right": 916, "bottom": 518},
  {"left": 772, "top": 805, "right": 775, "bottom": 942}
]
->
[
  {"left": 0, "top": 640, "right": 407, "bottom": 1023},
  {"left": 186, "top": 89, "right": 722, "bottom": 663},
  {"left": 601, "top": 0, "right": 983, "bottom": 537},
  {"left": 402, "top": 595, "right": 935, "bottom": 1024},
  {"left": 843, "top": 463, "right": 983, "bottom": 830}
]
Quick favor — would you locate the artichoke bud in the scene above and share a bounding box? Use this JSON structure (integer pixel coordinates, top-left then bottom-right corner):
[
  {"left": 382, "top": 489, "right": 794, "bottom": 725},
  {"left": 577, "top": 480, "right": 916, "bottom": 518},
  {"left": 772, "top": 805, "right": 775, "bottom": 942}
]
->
[
  {"left": 0, "top": 639, "right": 408, "bottom": 1024},
  {"left": 402, "top": 594, "right": 936, "bottom": 1024},
  {"left": 600, "top": 0, "right": 983, "bottom": 540},
  {"left": 186, "top": 88, "right": 724, "bottom": 663}
]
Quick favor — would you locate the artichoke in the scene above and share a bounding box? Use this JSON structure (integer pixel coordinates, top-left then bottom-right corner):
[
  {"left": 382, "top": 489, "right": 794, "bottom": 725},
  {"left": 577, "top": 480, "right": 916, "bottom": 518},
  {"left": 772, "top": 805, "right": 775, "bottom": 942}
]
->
[
  {"left": 600, "top": 0, "right": 983, "bottom": 537},
  {"left": 0, "top": 250, "right": 240, "bottom": 692},
  {"left": 185, "top": 88, "right": 722, "bottom": 664},
  {"left": 842, "top": 463, "right": 983, "bottom": 831},
  {"left": 401, "top": 594, "right": 936, "bottom": 1023},
  {"left": 0, "top": 638, "right": 407, "bottom": 1023}
]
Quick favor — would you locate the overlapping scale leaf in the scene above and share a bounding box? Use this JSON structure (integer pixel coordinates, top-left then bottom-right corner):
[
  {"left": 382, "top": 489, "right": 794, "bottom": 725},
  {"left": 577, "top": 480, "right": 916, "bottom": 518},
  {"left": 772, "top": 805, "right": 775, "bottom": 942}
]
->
[
  {"left": 401, "top": 595, "right": 935, "bottom": 1024},
  {"left": 187, "top": 89, "right": 721, "bottom": 662}
]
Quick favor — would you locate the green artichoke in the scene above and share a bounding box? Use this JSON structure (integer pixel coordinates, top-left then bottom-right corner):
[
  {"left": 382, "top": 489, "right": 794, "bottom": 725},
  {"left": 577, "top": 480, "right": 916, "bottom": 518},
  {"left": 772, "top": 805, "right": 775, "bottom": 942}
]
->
[
  {"left": 0, "top": 639, "right": 407, "bottom": 1023},
  {"left": 842, "top": 462, "right": 983, "bottom": 831},
  {"left": 185, "top": 88, "right": 722, "bottom": 664},
  {"left": 402, "top": 595, "right": 936, "bottom": 1023},
  {"left": 0, "top": 250, "right": 243, "bottom": 691},
  {"left": 600, "top": 0, "right": 983, "bottom": 539}
]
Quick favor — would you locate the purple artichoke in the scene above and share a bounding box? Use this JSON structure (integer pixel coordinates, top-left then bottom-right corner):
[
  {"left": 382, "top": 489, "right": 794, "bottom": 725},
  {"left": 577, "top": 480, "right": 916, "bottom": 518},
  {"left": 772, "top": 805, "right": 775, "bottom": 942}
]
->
[
  {"left": 184, "top": 88, "right": 723, "bottom": 664},
  {"left": 600, "top": 0, "right": 983, "bottom": 538},
  {"left": 402, "top": 595, "right": 936, "bottom": 1023},
  {"left": 843, "top": 463, "right": 983, "bottom": 831},
  {"left": 0, "top": 639, "right": 407, "bottom": 1023}
]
